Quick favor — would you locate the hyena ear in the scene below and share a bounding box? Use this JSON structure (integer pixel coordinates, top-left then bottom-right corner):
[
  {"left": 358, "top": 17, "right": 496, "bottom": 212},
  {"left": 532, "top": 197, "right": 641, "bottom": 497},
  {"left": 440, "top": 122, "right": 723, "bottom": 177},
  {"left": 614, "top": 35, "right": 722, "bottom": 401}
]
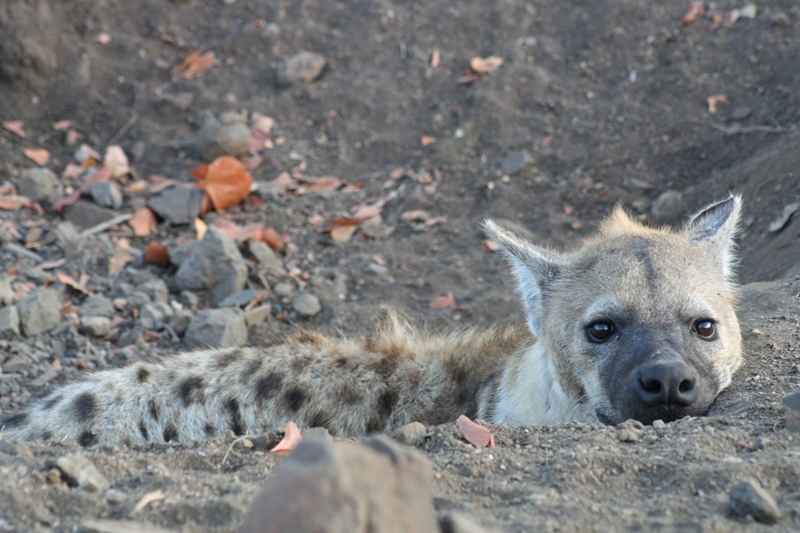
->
[
  {"left": 683, "top": 195, "right": 742, "bottom": 280},
  {"left": 484, "top": 220, "right": 566, "bottom": 337}
]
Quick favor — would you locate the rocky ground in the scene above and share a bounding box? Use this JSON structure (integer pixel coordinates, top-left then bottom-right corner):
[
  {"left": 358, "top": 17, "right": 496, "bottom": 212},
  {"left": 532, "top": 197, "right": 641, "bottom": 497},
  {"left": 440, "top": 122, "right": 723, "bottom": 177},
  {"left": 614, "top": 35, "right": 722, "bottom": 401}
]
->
[{"left": 1, "top": 0, "right": 800, "bottom": 531}]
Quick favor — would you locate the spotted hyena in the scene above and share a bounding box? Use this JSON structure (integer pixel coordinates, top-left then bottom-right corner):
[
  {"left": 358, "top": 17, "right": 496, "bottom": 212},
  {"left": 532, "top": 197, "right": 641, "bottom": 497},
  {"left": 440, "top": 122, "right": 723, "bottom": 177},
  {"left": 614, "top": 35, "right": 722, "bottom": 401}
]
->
[{"left": 1, "top": 196, "right": 742, "bottom": 446}]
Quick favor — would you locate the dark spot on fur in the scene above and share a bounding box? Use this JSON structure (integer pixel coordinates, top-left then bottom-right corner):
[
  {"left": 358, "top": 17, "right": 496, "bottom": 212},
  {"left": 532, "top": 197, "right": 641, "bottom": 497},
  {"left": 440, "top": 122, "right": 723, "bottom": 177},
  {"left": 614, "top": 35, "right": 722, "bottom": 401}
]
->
[
  {"left": 632, "top": 237, "right": 657, "bottom": 290},
  {"left": 291, "top": 354, "right": 315, "bottom": 372},
  {"left": 225, "top": 398, "right": 245, "bottom": 436},
  {"left": 335, "top": 357, "right": 352, "bottom": 368},
  {"left": 43, "top": 395, "right": 62, "bottom": 410},
  {"left": 71, "top": 392, "right": 97, "bottom": 422},
  {"left": 177, "top": 376, "right": 205, "bottom": 406},
  {"left": 77, "top": 430, "right": 98, "bottom": 447},
  {"left": 149, "top": 399, "right": 159, "bottom": 420},
  {"left": 41, "top": 431, "right": 52, "bottom": 440},
  {"left": 255, "top": 373, "right": 283, "bottom": 404},
  {"left": 1, "top": 413, "right": 28, "bottom": 428},
  {"left": 337, "top": 382, "right": 363, "bottom": 405},
  {"left": 367, "top": 355, "right": 400, "bottom": 378},
  {"left": 139, "top": 421, "right": 149, "bottom": 441},
  {"left": 283, "top": 387, "right": 307, "bottom": 412},
  {"left": 167, "top": 370, "right": 176, "bottom": 382},
  {"left": 308, "top": 411, "right": 334, "bottom": 432},
  {"left": 204, "top": 424, "right": 216, "bottom": 437},
  {"left": 294, "top": 330, "right": 321, "bottom": 345},
  {"left": 241, "top": 358, "right": 263, "bottom": 383},
  {"left": 136, "top": 366, "right": 151, "bottom": 383},
  {"left": 366, "top": 415, "right": 386, "bottom": 433},
  {"left": 377, "top": 389, "right": 398, "bottom": 418},
  {"left": 163, "top": 424, "right": 178, "bottom": 442},
  {"left": 216, "top": 349, "right": 243, "bottom": 369}
]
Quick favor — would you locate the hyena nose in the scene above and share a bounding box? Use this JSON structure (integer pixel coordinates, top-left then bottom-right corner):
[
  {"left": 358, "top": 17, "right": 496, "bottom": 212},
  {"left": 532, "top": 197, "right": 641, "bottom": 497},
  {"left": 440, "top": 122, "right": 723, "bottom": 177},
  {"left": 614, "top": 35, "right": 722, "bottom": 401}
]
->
[{"left": 634, "top": 359, "right": 698, "bottom": 408}]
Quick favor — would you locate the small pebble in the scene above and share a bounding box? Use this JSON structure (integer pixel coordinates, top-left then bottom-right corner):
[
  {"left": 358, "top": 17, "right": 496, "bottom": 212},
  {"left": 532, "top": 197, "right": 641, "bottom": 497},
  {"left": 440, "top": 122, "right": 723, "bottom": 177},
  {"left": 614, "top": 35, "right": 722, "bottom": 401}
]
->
[
  {"left": 292, "top": 292, "right": 321, "bottom": 317},
  {"left": 729, "top": 478, "right": 780, "bottom": 524}
]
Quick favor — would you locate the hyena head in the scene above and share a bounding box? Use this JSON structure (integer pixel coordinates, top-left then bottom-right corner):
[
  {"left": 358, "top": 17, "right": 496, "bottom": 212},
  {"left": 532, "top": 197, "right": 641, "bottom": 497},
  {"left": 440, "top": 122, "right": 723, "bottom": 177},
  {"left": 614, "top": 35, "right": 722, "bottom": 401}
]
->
[{"left": 486, "top": 196, "right": 742, "bottom": 425}]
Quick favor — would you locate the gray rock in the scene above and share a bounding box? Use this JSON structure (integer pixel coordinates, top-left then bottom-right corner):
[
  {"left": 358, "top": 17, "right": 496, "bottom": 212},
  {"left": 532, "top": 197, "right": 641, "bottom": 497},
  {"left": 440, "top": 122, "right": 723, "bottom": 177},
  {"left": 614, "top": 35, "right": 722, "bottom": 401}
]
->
[
  {"left": 500, "top": 149, "right": 533, "bottom": 175},
  {"left": 17, "top": 168, "right": 62, "bottom": 203},
  {"left": 244, "top": 304, "right": 271, "bottom": 327},
  {"left": 0, "top": 277, "right": 14, "bottom": 306},
  {"left": 2, "top": 353, "right": 31, "bottom": 373},
  {"left": 90, "top": 181, "right": 123, "bottom": 209},
  {"left": 17, "top": 287, "right": 62, "bottom": 336},
  {"left": 729, "top": 478, "right": 781, "bottom": 524},
  {"left": 394, "top": 422, "right": 428, "bottom": 446},
  {"left": 195, "top": 111, "right": 251, "bottom": 162},
  {"left": 54, "top": 221, "right": 80, "bottom": 245},
  {"left": 238, "top": 436, "right": 438, "bottom": 533},
  {"left": 56, "top": 454, "right": 109, "bottom": 492},
  {"left": 184, "top": 308, "right": 247, "bottom": 348},
  {"left": 116, "top": 327, "right": 143, "bottom": 348},
  {"left": 154, "top": 91, "right": 196, "bottom": 112},
  {"left": 277, "top": 51, "right": 327, "bottom": 85},
  {"left": 168, "top": 240, "right": 198, "bottom": 267},
  {"left": 81, "top": 316, "right": 111, "bottom": 337},
  {"left": 63, "top": 200, "right": 117, "bottom": 230},
  {"left": 170, "top": 309, "right": 193, "bottom": 337},
  {"left": 78, "top": 519, "right": 177, "bottom": 533},
  {"left": 732, "top": 107, "right": 751, "bottom": 120},
  {"left": 0, "top": 306, "right": 19, "bottom": 340},
  {"left": 218, "top": 288, "right": 260, "bottom": 308},
  {"left": 292, "top": 292, "right": 321, "bottom": 317},
  {"left": 178, "top": 290, "right": 200, "bottom": 309},
  {"left": 175, "top": 227, "right": 247, "bottom": 305},
  {"left": 273, "top": 282, "right": 294, "bottom": 298},
  {"left": 139, "top": 302, "right": 173, "bottom": 330},
  {"left": 80, "top": 295, "right": 116, "bottom": 318},
  {"left": 782, "top": 390, "right": 800, "bottom": 431},
  {"left": 129, "top": 291, "right": 151, "bottom": 308},
  {"left": 147, "top": 186, "right": 205, "bottom": 226},
  {"left": 136, "top": 279, "right": 169, "bottom": 304},
  {"left": 249, "top": 241, "right": 283, "bottom": 270},
  {"left": 650, "top": 191, "right": 683, "bottom": 221}
]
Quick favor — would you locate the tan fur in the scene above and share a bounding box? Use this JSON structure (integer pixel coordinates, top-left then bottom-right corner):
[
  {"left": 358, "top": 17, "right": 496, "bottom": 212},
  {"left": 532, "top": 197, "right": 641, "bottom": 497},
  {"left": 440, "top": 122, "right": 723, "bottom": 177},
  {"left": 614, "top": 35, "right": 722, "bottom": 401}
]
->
[{"left": 1, "top": 197, "right": 743, "bottom": 445}]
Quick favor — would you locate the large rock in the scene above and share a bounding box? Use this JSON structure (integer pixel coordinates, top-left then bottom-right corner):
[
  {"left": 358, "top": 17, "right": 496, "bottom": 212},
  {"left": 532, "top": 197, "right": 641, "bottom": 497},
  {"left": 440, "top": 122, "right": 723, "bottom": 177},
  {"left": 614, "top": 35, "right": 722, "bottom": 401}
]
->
[
  {"left": 238, "top": 436, "right": 439, "bottom": 533},
  {"left": 184, "top": 308, "right": 246, "bottom": 349},
  {"left": 0, "top": 305, "right": 20, "bottom": 339},
  {"left": 17, "top": 168, "right": 62, "bottom": 204},
  {"left": 17, "top": 287, "right": 61, "bottom": 336},
  {"left": 175, "top": 227, "right": 247, "bottom": 305},
  {"left": 62, "top": 200, "right": 116, "bottom": 230},
  {"left": 195, "top": 112, "right": 251, "bottom": 162},
  {"left": 147, "top": 187, "right": 205, "bottom": 226}
]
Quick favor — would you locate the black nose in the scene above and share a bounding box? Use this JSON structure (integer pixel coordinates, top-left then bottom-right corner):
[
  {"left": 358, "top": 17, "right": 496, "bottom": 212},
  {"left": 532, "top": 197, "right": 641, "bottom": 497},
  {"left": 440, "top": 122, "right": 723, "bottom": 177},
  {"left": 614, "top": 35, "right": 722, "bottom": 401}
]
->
[{"left": 634, "top": 358, "right": 698, "bottom": 407}]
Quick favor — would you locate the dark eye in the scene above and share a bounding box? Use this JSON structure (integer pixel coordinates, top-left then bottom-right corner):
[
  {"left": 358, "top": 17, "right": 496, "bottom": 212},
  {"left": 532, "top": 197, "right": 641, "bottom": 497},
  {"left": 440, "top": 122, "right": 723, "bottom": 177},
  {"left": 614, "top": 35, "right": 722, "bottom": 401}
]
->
[
  {"left": 694, "top": 320, "right": 716, "bottom": 339},
  {"left": 587, "top": 321, "right": 615, "bottom": 343}
]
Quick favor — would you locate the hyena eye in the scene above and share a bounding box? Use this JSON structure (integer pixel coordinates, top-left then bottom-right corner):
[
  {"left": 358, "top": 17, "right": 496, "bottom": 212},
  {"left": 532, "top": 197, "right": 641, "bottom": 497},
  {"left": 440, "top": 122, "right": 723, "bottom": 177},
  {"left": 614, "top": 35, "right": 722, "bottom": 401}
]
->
[
  {"left": 694, "top": 319, "right": 716, "bottom": 339},
  {"left": 586, "top": 321, "right": 614, "bottom": 343}
]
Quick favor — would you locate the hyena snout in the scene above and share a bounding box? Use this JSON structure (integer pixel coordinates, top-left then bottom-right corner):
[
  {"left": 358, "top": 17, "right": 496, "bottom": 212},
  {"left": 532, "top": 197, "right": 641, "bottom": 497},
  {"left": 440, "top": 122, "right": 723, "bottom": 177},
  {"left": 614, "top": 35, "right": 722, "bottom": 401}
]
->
[{"left": 633, "top": 353, "right": 698, "bottom": 408}]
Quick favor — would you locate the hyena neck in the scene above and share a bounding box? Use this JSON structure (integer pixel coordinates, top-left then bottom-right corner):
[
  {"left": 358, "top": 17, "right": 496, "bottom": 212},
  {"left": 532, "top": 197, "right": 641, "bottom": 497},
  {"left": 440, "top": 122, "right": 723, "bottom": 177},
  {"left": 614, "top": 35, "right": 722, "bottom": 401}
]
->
[{"left": 492, "top": 341, "right": 584, "bottom": 426}]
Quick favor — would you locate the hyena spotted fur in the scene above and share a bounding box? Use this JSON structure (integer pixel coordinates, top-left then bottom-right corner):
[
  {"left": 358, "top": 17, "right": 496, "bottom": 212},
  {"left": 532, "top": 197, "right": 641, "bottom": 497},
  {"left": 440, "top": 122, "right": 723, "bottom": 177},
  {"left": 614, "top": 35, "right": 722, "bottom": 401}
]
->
[{"left": 1, "top": 196, "right": 743, "bottom": 446}]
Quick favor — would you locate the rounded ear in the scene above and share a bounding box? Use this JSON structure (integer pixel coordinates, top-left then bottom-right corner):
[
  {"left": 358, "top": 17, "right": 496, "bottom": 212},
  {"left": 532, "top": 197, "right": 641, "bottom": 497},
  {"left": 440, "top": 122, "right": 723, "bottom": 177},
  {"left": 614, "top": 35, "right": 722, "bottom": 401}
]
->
[
  {"left": 683, "top": 195, "right": 742, "bottom": 281},
  {"left": 484, "top": 220, "right": 566, "bottom": 337}
]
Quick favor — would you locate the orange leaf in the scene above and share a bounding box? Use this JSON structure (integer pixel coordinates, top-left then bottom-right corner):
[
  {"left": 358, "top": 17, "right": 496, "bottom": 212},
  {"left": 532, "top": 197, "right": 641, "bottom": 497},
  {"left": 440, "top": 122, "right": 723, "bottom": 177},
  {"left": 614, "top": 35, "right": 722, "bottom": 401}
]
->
[
  {"left": 327, "top": 217, "right": 362, "bottom": 226},
  {"left": 330, "top": 225, "right": 357, "bottom": 243},
  {"left": 2, "top": 121, "right": 26, "bottom": 138},
  {"left": 470, "top": 56, "right": 504, "bottom": 74},
  {"left": 299, "top": 176, "right": 342, "bottom": 193},
  {"left": 190, "top": 164, "right": 209, "bottom": 181},
  {"left": 270, "top": 421, "right": 302, "bottom": 455},
  {"left": 421, "top": 135, "right": 437, "bottom": 146},
  {"left": 350, "top": 204, "right": 383, "bottom": 220},
  {"left": 430, "top": 292, "right": 456, "bottom": 311},
  {"left": 52, "top": 120, "right": 74, "bottom": 131},
  {"left": 0, "top": 196, "right": 32, "bottom": 211},
  {"left": 457, "top": 415, "right": 495, "bottom": 448},
  {"left": 424, "top": 216, "right": 447, "bottom": 227},
  {"left": 173, "top": 50, "right": 215, "bottom": 79},
  {"left": 253, "top": 227, "right": 284, "bottom": 251},
  {"left": 126, "top": 181, "right": 147, "bottom": 194},
  {"left": 144, "top": 242, "right": 170, "bottom": 267},
  {"left": 24, "top": 148, "right": 51, "bottom": 166},
  {"left": 129, "top": 208, "right": 157, "bottom": 237},
  {"left": 57, "top": 272, "right": 93, "bottom": 296},
  {"left": 682, "top": 1, "right": 706, "bottom": 25},
  {"left": 195, "top": 156, "right": 253, "bottom": 212}
]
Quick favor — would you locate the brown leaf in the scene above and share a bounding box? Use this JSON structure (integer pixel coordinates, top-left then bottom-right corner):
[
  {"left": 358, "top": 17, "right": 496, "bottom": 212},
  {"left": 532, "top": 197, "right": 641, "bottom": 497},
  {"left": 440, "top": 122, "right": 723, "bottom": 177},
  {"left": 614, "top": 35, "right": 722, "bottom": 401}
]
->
[
  {"left": 421, "top": 136, "right": 437, "bottom": 146},
  {"left": 270, "top": 421, "right": 302, "bottom": 455},
  {"left": 125, "top": 180, "right": 147, "bottom": 194},
  {"left": 401, "top": 210, "right": 429, "bottom": 222},
  {"left": 330, "top": 225, "right": 357, "bottom": 243},
  {"left": 299, "top": 176, "right": 342, "bottom": 193},
  {"left": 430, "top": 292, "right": 457, "bottom": 311},
  {"left": 52, "top": 120, "right": 74, "bottom": 131},
  {"left": 424, "top": 216, "right": 447, "bottom": 227},
  {"left": 682, "top": 1, "right": 706, "bottom": 25},
  {"left": 457, "top": 415, "right": 495, "bottom": 448},
  {"left": 2, "top": 121, "right": 26, "bottom": 138},
  {"left": 195, "top": 156, "right": 253, "bottom": 211},
  {"left": 350, "top": 204, "right": 383, "bottom": 220},
  {"left": 144, "top": 242, "right": 170, "bottom": 267},
  {"left": 470, "top": 56, "right": 504, "bottom": 74},
  {"left": 129, "top": 208, "right": 157, "bottom": 237},
  {"left": 0, "top": 195, "right": 32, "bottom": 211},
  {"left": 706, "top": 94, "right": 727, "bottom": 114},
  {"left": 327, "top": 217, "right": 362, "bottom": 226},
  {"left": 57, "top": 272, "right": 93, "bottom": 296},
  {"left": 253, "top": 227, "right": 284, "bottom": 251},
  {"left": 104, "top": 145, "right": 130, "bottom": 177},
  {"left": 173, "top": 50, "right": 215, "bottom": 79},
  {"left": 24, "top": 148, "right": 51, "bottom": 166}
]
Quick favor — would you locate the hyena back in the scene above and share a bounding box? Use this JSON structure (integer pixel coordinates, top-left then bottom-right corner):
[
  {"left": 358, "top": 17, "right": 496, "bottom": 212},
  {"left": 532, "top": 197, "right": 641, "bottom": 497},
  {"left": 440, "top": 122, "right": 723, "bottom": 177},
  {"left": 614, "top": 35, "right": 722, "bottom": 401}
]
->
[{"left": 1, "top": 196, "right": 742, "bottom": 445}]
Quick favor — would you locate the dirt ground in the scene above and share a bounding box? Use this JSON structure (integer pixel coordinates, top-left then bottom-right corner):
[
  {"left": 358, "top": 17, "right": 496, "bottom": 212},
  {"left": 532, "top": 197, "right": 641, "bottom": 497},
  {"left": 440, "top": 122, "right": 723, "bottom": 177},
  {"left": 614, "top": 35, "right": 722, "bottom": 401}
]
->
[{"left": 1, "top": 0, "right": 800, "bottom": 531}]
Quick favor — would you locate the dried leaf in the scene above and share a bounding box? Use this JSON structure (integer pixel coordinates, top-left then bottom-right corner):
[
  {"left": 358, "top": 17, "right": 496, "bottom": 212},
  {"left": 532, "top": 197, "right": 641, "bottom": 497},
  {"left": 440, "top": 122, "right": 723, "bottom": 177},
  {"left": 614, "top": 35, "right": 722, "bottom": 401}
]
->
[
  {"left": 104, "top": 145, "right": 130, "bottom": 177},
  {"left": 52, "top": 120, "right": 74, "bottom": 131},
  {"left": 706, "top": 94, "right": 727, "bottom": 114},
  {"left": 0, "top": 195, "right": 32, "bottom": 211},
  {"left": 327, "top": 217, "right": 362, "bottom": 226},
  {"left": 2, "top": 121, "right": 26, "bottom": 138},
  {"left": 51, "top": 191, "right": 81, "bottom": 214},
  {"left": 682, "top": 1, "right": 706, "bottom": 25},
  {"left": 195, "top": 156, "right": 253, "bottom": 211},
  {"left": 37, "top": 259, "right": 67, "bottom": 270},
  {"left": 424, "top": 216, "right": 447, "bottom": 227},
  {"left": 401, "top": 210, "right": 429, "bottom": 222},
  {"left": 299, "top": 176, "right": 342, "bottom": 193},
  {"left": 470, "top": 56, "right": 504, "bottom": 74},
  {"left": 430, "top": 292, "right": 457, "bottom": 311},
  {"left": 129, "top": 208, "right": 157, "bottom": 237},
  {"left": 431, "top": 49, "right": 441, "bottom": 68},
  {"left": 457, "top": 415, "right": 495, "bottom": 448},
  {"left": 253, "top": 227, "right": 284, "bottom": 251},
  {"left": 62, "top": 163, "right": 85, "bottom": 180},
  {"left": 350, "top": 204, "right": 383, "bottom": 220},
  {"left": 173, "top": 50, "right": 215, "bottom": 79},
  {"left": 253, "top": 115, "right": 275, "bottom": 134},
  {"left": 270, "top": 421, "right": 302, "bottom": 455},
  {"left": 24, "top": 148, "right": 51, "bottom": 166},
  {"left": 133, "top": 490, "right": 165, "bottom": 512},
  {"left": 144, "top": 242, "right": 170, "bottom": 267},
  {"left": 57, "top": 272, "right": 93, "bottom": 296},
  {"left": 108, "top": 249, "right": 133, "bottom": 275},
  {"left": 125, "top": 180, "right": 147, "bottom": 194},
  {"left": 190, "top": 164, "right": 209, "bottom": 181},
  {"left": 195, "top": 217, "right": 208, "bottom": 240},
  {"left": 330, "top": 225, "right": 357, "bottom": 243},
  {"left": 421, "top": 136, "right": 437, "bottom": 146}
]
